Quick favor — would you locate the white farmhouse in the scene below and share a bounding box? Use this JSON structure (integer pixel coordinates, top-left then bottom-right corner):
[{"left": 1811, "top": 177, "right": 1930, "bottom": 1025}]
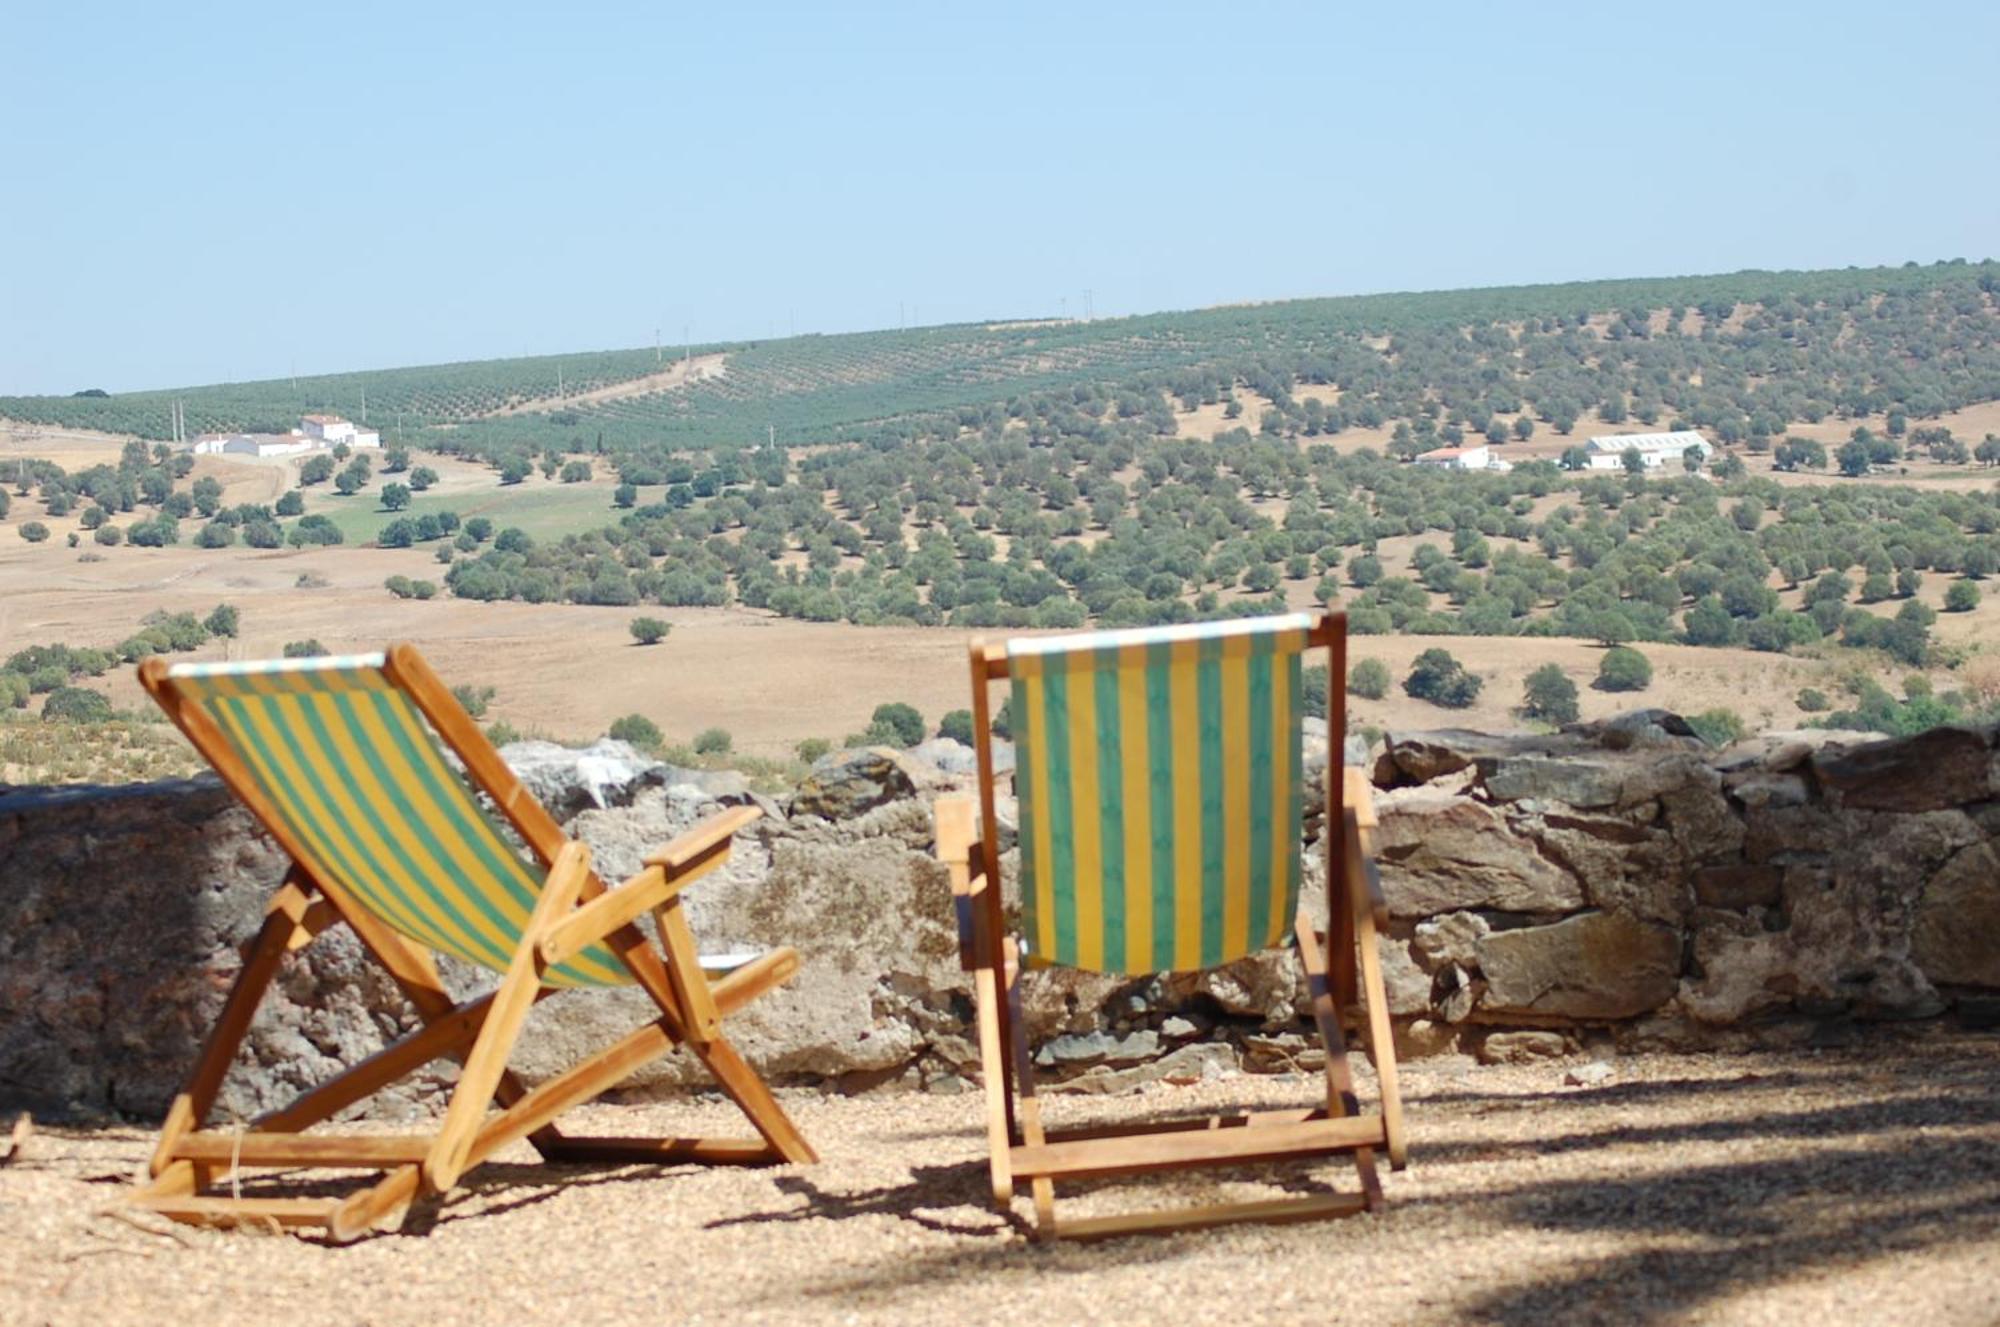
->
[
  {"left": 1585, "top": 430, "right": 1711, "bottom": 471},
  {"left": 1414, "top": 443, "right": 1512, "bottom": 473},
  {"left": 1414, "top": 443, "right": 1490, "bottom": 470},
  {"left": 221, "top": 432, "right": 314, "bottom": 458},
  {"left": 300, "top": 414, "right": 357, "bottom": 445}
]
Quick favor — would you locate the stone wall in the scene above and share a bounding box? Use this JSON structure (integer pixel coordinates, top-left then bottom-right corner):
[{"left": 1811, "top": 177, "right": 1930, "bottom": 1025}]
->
[{"left": 2, "top": 717, "right": 1996, "bottom": 1120}]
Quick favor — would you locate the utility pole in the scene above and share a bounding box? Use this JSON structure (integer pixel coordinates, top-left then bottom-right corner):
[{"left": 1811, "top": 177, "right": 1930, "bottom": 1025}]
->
[
  {"left": 360, "top": 386, "right": 367, "bottom": 424},
  {"left": 768, "top": 424, "right": 775, "bottom": 449},
  {"left": 655, "top": 327, "right": 661, "bottom": 364},
  {"left": 1085, "top": 289, "right": 1093, "bottom": 322},
  {"left": 684, "top": 324, "right": 690, "bottom": 368},
  {"left": 557, "top": 366, "right": 564, "bottom": 398}
]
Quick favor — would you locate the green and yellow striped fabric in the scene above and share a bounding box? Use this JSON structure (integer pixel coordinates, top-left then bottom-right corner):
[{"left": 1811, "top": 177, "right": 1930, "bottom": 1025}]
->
[
  {"left": 168, "top": 655, "right": 629, "bottom": 988},
  {"left": 1006, "top": 614, "right": 1309, "bottom": 975}
]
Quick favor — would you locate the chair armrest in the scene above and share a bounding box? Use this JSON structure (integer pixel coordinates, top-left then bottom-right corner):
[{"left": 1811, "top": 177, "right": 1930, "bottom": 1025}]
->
[
  {"left": 644, "top": 804, "right": 763, "bottom": 872},
  {"left": 934, "top": 795, "right": 985, "bottom": 971},
  {"left": 935, "top": 794, "right": 976, "bottom": 867},
  {"left": 1344, "top": 809, "right": 1389, "bottom": 930},
  {"left": 538, "top": 805, "right": 761, "bottom": 969}
]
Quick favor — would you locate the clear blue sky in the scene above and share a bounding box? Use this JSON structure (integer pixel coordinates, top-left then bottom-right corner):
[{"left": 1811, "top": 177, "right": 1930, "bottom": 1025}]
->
[{"left": 7, "top": 1, "right": 1997, "bottom": 395}]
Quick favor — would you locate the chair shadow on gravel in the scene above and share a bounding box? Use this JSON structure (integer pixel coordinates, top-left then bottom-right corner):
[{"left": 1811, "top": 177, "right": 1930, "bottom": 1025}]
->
[
  {"left": 1432, "top": 1062, "right": 2000, "bottom": 1325},
  {"left": 704, "top": 1159, "right": 1024, "bottom": 1238},
  {"left": 414, "top": 1160, "right": 696, "bottom": 1230}
]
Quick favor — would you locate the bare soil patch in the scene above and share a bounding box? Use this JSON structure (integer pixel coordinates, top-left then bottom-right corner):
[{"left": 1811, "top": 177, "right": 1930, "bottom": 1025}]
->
[{"left": 478, "top": 353, "right": 727, "bottom": 417}]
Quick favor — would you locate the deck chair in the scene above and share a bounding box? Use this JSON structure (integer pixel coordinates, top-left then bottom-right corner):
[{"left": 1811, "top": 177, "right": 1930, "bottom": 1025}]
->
[
  {"left": 129, "top": 644, "right": 816, "bottom": 1241},
  {"left": 933, "top": 610, "right": 1405, "bottom": 1240}
]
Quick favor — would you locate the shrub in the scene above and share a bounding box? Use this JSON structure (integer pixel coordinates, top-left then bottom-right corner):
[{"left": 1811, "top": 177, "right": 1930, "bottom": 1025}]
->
[
  {"left": 485, "top": 720, "right": 521, "bottom": 747},
  {"left": 1688, "top": 707, "right": 1746, "bottom": 748},
  {"left": 1596, "top": 645, "right": 1653, "bottom": 692},
  {"left": 795, "top": 737, "right": 832, "bottom": 763},
  {"left": 608, "top": 713, "right": 663, "bottom": 750},
  {"left": 1796, "top": 687, "right": 1831, "bottom": 712},
  {"left": 1403, "top": 648, "right": 1481, "bottom": 708},
  {"left": 386, "top": 574, "right": 416, "bottom": 598},
  {"left": 868, "top": 701, "right": 926, "bottom": 747},
  {"left": 204, "top": 603, "right": 239, "bottom": 638},
  {"left": 693, "top": 727, "right": 733, "bottom": 755},
  {"left": 451, "top": 683, "right": 495, "bottom": 718},
  {"left": 1946, "top": 580, "right": 1981, "bottom": 612},
  {"left": 19, "top": 521, "right": 49, "bottom": 543},
  {"left": 275, "top": 490, "right": 304, "bottom": 516},
  {"left": 992, "top": 696, "right": 1014, "bottom": 740},
  {"left": 283, "top": 639, "right": 328, "bottom": 658},
  {"left": 1521, "top": 663, "right": 1579, "bottom": 725},
  {"left": 939, "top": 709, "right": 975, "bottom": 745},
  {"left": 93, "top": 524, "right": 123, "bottom": 546},
  {"left": 42, "top": 686, "right": 113, "bottom": 723},
  {"left": 129, "top": 516, "right": 180, "bottom": 547},
  {"left": 630, "top": 616, "right": 672, "bottom": 645},
  {"left": 0, "top": 672, "right": 30, "bottom": 709},
  {"left": 1347, "top": 657, "right": 1391, "bottom": 700}
]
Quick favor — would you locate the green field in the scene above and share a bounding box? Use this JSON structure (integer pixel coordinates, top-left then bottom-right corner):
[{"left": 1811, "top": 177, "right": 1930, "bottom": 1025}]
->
[{"left": 306, "top": 481, "right": 624, "bottom": 545}]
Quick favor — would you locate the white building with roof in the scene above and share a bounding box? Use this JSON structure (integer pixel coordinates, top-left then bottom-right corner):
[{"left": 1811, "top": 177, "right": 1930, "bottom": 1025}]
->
[
  {"left": 222, "top": 432, "right": 314, "bottom": 457},
  {"left": 1414, "top": 442, "right": 1511, "bottom": 473},
  {"left": 300, "top": 414, "right": 356, "bottom": 445},
  {"left": 1585, "top": 430, "right": 1711, "bottom": 471}
]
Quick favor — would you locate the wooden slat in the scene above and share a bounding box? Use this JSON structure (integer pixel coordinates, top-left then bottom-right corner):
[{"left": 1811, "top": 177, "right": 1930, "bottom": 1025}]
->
[
  {"left": 1344, "top": 767, "right": 1377, "bottom": 830},
  {"left": 1043, "top": 1107, "right": 1322, "bottom": 1145},
  {"left": 537, "top": 1136, "right": 778, "bottom": 1165},
  {"left": 172, "top": 1134, "right": 437, "bottom": 1166},
  {"left": 538, "top": 866, "right": 668, "bottom": 970},
  {"left": 1012, "top": 1115, "right": 1384, "bottom": 1182},
  {"left": 1346, "top": 811, "right": 1389, "bottom": 929},
  {"left": 1056, "top": 1192, "right": 1367, "bottom": 1242},
  {"left": 130, "top": 1195, "right": 341, "bottom": 1230},
  {"left": 656, "top": 897, "right": 721, "bottom": 1045},
  {"left": 255, "top": 992, "right": 504, "bottom": 1133},
  {"left": 934, "top": 795, "right": 975, "bottom": 866}
]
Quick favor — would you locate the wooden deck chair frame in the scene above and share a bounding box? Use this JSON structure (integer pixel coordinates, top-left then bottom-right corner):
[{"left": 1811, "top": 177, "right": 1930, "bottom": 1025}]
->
[
  {"left": 128, "top": 643, "right": 816, "bottom": 1242},
  {"left": 933, "top": 610, "right": 1405, "bottom": 1241}
]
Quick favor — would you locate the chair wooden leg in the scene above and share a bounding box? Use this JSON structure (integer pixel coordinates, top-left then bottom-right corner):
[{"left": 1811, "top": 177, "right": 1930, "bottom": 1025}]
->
[
  {"left": 971, "top": 947, "right": 1017, "bottom": 1206},
  {"left": 1001, "top": 939, "right": 1056, "bottom": 1238},
  {"left": 423, "top": 845, "right": 591, "bottom": 1193},
  {"left": 1351, "top": 904, "right": 1407, "bottom": 1169},
  {"left": 1297, "top": 912, "right": 1383, "bottom": 1210},
  {"left": 148, "top": 876, "right": 318, "bottom": 1177}
]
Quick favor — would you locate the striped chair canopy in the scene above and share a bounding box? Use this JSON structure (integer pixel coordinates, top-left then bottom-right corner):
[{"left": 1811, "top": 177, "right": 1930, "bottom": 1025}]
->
[
  {"left": 1004, "top": 614, "right": 1311, "bottom": 975},
  {"left": 166, "top": 655, "right": 629, "bottom": 988}
]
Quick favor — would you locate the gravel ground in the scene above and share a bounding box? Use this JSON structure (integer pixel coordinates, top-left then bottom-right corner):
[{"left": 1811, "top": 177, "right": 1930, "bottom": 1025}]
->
[{"left": 4, "top": 1034, "right": 1997, "bottom": 1327}]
